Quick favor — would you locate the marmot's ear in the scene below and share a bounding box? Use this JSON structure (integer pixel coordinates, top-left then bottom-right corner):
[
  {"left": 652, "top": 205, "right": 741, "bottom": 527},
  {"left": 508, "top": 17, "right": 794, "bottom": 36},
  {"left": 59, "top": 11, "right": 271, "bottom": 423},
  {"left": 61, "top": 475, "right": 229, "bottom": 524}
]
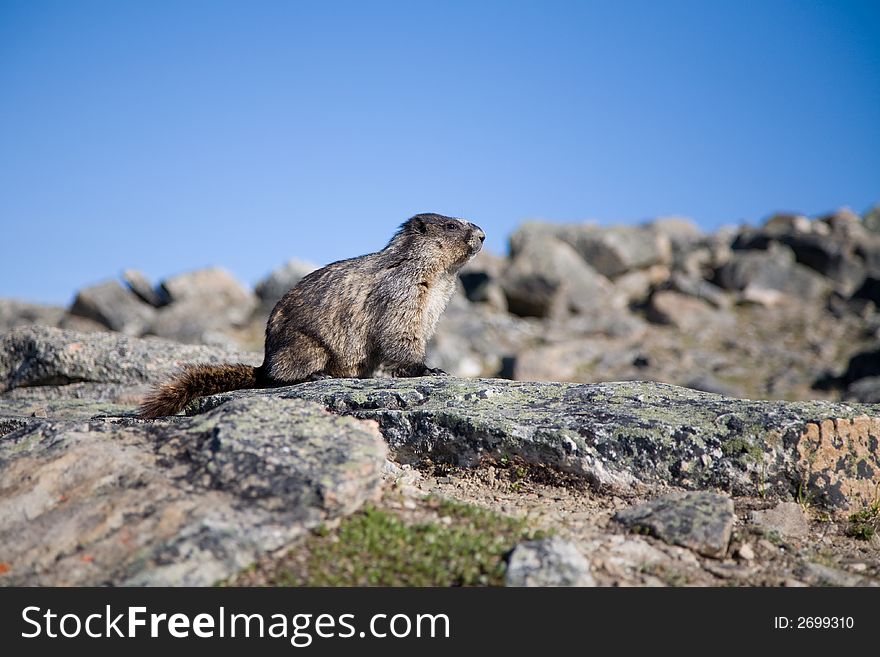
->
[{"left": 409, "top": 216, "right": 427, "bottom": 234}]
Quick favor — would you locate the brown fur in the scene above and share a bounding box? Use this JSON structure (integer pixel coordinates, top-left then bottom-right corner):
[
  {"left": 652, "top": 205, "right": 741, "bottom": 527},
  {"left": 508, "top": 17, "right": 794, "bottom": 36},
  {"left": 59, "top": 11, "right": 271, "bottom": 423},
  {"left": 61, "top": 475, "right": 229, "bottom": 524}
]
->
[
  {"left": 138, "top": 213, "right": 484, "bottom": 418},
  {"left": 138, "top": 363, "right": 260, "bottom": 419}
]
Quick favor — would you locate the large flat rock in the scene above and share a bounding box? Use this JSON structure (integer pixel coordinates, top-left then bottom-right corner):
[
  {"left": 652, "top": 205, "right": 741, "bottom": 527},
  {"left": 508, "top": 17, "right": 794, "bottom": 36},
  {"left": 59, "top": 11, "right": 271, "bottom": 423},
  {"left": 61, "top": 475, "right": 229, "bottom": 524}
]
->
[{"left": 193, "top": 377, "right": 879, "bottom": 510}]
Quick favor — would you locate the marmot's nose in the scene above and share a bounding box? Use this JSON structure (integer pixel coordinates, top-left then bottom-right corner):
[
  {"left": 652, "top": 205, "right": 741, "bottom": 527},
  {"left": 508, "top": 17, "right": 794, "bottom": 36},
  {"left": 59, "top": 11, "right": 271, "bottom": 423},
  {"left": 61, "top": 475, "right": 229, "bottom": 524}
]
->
[{"left": 470, "top": 224, "right": 485, "bottom": 243}]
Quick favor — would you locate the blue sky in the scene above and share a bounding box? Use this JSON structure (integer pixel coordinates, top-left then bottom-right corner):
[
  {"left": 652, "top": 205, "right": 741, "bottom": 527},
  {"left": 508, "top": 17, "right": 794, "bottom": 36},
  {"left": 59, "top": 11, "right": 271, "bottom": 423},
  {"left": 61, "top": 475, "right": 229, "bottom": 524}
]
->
[{"left": 1, "top": 0, "right": 878, "bottom": 304}]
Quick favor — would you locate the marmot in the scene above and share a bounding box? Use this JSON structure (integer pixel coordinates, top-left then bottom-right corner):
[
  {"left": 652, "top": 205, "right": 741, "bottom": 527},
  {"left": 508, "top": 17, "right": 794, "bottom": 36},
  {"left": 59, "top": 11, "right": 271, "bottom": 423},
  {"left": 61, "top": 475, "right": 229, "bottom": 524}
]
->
[{"left": 138, "top": 213, "right": 485, "bottom": 418}]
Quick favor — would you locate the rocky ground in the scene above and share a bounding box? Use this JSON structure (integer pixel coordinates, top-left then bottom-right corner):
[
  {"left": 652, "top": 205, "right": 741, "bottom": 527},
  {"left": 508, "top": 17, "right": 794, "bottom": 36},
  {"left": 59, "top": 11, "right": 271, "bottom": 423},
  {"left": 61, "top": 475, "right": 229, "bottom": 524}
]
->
[{"left": 1, "top": 208, "right": 879, "bottom": 586}]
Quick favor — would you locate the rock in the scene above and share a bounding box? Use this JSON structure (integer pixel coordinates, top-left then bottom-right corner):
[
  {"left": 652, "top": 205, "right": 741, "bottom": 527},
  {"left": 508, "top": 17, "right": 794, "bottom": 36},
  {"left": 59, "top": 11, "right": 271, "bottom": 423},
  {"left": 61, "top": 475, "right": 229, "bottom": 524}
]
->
[
  {"left": 665, "top": 272, "right": 730, "bottom": 310},
  {"left": 864, "top": 205, "right": 880, "bottom": 234},
  {"left": 852, "top": 276, "right": 880, "bottom": 306},
  {"left": 0, "top": 395, "right": 386, "bottom": 585},
  {"left": 511, "top": 341, "right": 606, "bottom": 382},
  {"left": 581, "top": 534, "right": 674, "bottom": 584},
  {"left": 511, "top": 317, "right": 646, "bottom": 381},
  {"left": 500, "top": 234, "right": 618, "bottom": 319},
  {"left": 0, "top": 299, "right": 65, "bottom": 332},
  {"left": 123, "top": 269, "right": 169, "bottom": 307},
  {"left": 614, "top": 265, "right": 670, "bottom": 304},
  {"left": 845, "top": 376, "right": 880, "bottom": 403},
  {"left": 681, "top": 240, "right": 733, "bottom": 279},
  {"left": 738, "top": 287, "right": 786, "bottom": 308},
  {"left": 649, "top": 216, "right": 703, "bottom": 249},
  {"left": 459, "top": 251, "right": 509, "bottom": 312},
  {"left": 427, "top": 301, "right": 541, "bottom": 377},
  {"left": 160, "top": 267, "right": 250, "bottom": 305},
  {"left": 57, "top": 314, "right": 110, "bottom": 334},
  {"left": 546, "top": 311, "right": 646, "bottom": 339},
  {"left": 778, "top": 233, "right": 866, "bottom": 294},
  {"left": 737, "top": 543, "right": 755, "bottom": 561},
  {"left": 749, "top": 502, "right": 810, "bottom": 539},
  {"left": 646, "top": 291, "right": 726, "bottom": 332},
  {"left": 613, "top": 491, "right": 735, "bottom": 558},
  {"left": 68, "top": 279, "right": 156, "bottom": 335},
  {"left": 459, "top": 252, "right": 509, "bottom": 312},
  {"left": 731, "top": 214, "right": 813, "bottom": 250},
  {"left": 195, "top": 377, "right": 880, "bottom": 510},
  {"left": 254, "top": 258, "right": 318, "bottom": 309},
  {"left": 820, "top": 207, "right": 865, "bottom": 237},
  {"left": 762, "top": 213, "right": 813, "bottom": 237},
  {"left": 511, "top": 222, "right": 672, "bottom": 278},
  {"left": 715, "top": 245, "right": 831, "bottom": 299},
  {"left": 796, "top": 562, "right": 877, "bottom": 587},
  {"left": 459, "top": 273, "right": 508, "bottom": 312},
  {"left": 151, "top": 267, "right": 258, "bottom": 343},
  {"left": 733, "top": 209, "right": 878, "bottom": 295},
  {"left": 505, "top": 537, "right": 595, "bottom": 586},
  {"left": 840, "top": 347, "right": 880, "bottom": 386},
  {"left": 683, "top": 374, "right": 740, "bottom": 397},
  {"left": 0, "top": 326, "right": 260, "bottom": 398},
  {"left": 461, "top": 248, "right": 507, "bottom": 280}
]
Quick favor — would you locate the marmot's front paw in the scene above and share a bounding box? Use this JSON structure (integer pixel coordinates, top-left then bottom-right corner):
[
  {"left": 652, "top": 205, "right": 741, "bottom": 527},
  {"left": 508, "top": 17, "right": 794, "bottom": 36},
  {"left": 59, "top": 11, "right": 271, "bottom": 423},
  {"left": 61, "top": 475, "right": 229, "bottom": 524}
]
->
[{"left": 392, "top": 364, "right": 447, "bottom": 377}]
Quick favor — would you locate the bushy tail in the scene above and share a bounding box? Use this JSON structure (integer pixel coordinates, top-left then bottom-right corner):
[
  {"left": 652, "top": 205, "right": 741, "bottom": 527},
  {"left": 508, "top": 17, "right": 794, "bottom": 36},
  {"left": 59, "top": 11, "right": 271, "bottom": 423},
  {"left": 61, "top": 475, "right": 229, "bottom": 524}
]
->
[{"left": 138, "top": 363, "right": 261, "bottom": 419}]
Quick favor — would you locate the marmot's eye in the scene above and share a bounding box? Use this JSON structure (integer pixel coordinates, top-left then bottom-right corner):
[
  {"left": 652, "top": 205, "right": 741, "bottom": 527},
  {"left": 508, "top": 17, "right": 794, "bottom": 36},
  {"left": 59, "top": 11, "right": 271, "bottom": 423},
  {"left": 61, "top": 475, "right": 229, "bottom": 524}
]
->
[{"left": 445, "top": 222, "right": 459, "bottom": 231}]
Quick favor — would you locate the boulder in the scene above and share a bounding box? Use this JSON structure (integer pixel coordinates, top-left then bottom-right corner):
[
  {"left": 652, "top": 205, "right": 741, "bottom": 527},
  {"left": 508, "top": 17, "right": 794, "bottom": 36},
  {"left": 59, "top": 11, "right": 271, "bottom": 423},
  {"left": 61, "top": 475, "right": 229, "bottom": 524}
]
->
[
  {"left": 0, "top": 396, "right": 386, "bottom": 585},
  {"left": 776, "top": 232, "right": 866, "bottom": 294},
  {"left": 160, "top": 267, "right": 252, "bottom": 305},
  {"left": 510, "top": 340, "right": 606, "bottom": 382},
  {"left": 665, "top": 272, "right": 730, "bottom": 309},
  {"left": 761, "top": 213, "right": 813, "bottom": 237},
  {"left": 123, "top": 269, "right": 169, "bottom": 307},
  {"left": 0, "top": 326, "right": 260, "bottom": 397},
  {"left": 254, "top": 258, "right": 318, "bottom": 310},
  {"left": 511, "top": 222, "right": 672, "bottom": 278},
  {"left": 500, "top": 234, "right": 618, "bottom": 319},
  {"left": 0, "top": 299, "right": 65, "bottom": 332},
  {"left": 732, "top": 209, "right": 879, "bottom": 295},
  {"left": 613, "top": 264, "right": 670, "bottom": 305},
  {"left": 152, "top": 267, "right": 258, "bottom": 343},
  {"left": 648, "top": 216, "right": 703, "bottom": 248},
  {"left": 646, "top": 291, "right": 728, "bottom": 332},
  {"left": 427, "top": 299, "right": 540, "bottom": 377},
  {"left": 459, "top": 250, "right": 509, "bottom": 312},
  {"left": 715, "top": 245, "right": 831, "bottom": 299},
  {"left": 68, "top": 279, "right": 156, "bottom": 335}
]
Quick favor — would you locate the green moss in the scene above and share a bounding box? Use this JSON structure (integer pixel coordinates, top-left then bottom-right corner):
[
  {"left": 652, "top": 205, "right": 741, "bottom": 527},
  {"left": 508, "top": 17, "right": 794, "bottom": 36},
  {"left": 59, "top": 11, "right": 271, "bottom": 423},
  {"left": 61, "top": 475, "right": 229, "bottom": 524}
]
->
[
  {"left": 264, "top": 499, "right": 546, "bottom": 586},
  {"left": 721, "top": 436, "right": 763, "bottom": 463},
  {"left": 845, "top": 502, "right": 880, "bottom": 541}
]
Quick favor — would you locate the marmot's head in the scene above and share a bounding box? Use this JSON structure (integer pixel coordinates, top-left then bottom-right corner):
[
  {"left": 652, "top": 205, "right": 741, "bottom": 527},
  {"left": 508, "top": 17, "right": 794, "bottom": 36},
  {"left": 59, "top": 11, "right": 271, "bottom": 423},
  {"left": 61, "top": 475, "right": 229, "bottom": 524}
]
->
[{"left": 395, "top": 213, "right": 485, "bottom": 268}]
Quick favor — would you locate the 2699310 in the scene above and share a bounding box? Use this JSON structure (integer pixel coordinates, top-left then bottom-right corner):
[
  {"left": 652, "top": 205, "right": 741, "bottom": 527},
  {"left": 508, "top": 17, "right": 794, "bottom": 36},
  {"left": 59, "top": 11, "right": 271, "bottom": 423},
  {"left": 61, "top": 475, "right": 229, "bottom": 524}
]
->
[{"left": 775, "top": 617, "right": 854, "bottom": 629}]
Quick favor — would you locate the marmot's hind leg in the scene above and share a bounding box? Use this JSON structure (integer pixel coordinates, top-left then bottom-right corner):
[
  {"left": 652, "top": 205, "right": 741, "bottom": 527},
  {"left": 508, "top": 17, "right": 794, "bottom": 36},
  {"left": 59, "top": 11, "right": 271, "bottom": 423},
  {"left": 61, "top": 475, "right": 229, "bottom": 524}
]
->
[{"left": 264, "top": 331, "right": 331, "bottom": 384}]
